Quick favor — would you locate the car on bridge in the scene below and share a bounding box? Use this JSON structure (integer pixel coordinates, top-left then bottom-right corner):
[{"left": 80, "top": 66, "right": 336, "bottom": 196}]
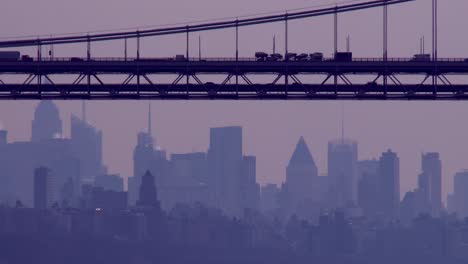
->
[
  {"left": 70, "top": 57, "right": 84, "bottom": 62},
  {"left": 255, "top": 52, "right": 268, "bottom": 61},
  {"left": 21, "top": 55, "right": 33, "bottom": 62},
  {"left": 310, "top": 52, "right": 324, "bottom": 61},
  {"left": 285, "top": 53, "right": 297, "bottom": 61},
  {"left": 410, "top": 54, "right": 431, "bottom": 62},
  {"left": 334, "top": 52, "right": 353, "bottom": 62},
  {"left": 268, "top": 53, "right": 283, "bottom": 61}
]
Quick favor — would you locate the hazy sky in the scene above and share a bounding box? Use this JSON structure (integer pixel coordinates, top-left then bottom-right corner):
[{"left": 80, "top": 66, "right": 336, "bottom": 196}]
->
[{"left": 2, "top": 0, "right": 468, "bottom": 201}]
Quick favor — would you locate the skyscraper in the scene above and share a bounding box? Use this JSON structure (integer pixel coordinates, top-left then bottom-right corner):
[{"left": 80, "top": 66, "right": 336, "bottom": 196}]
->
[
  {"left": 328, "top": 139, "right": 358, "bottom": 208},
  {"left": 450, "top": 171, "right": 468, "bottom": 218},
  {"left": 241, "top": 155, "right": 260, "bottom": 211},
  {"left": 207, "top": 126, "right": 244, "bottom": 216},
  {"left": 137, "top": 170, "right": 160, "bottom": 208},
  {"left": 34, "top": 167, "right": 55, "bottom": 209},
  {"left": 424, "top": 152, "right": 442, "bottom": 216},
  {"left": 31, "top": 101, "right": 62, "bottom": 142},
  {"left": 165, "top": 152, "right": 209, "bottom": 209},
  {"left": 282, "top": 137, "right": 318, "bottom": 218},
  {"left": 378, "top": 150, "right": 400, "bottom": 219},
  {"left": 130, "top": 104, "right": 168, "bottom": 207},
  {"left": 70, "top": 112, "right": 106, "bottom": 183},
  {"left": 357, "top": 159, "right": 379, "bottom": 218}
]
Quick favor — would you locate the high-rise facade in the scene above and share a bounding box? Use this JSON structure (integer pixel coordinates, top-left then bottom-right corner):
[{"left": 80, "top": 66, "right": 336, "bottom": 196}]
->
[
  {"left": 378, "top": 150, "right": 400, "bottom": 219},
  {"left": 282, "top": 137, "right": 318, "bottom": 218},
  {"left": 328, "top": 139, "right": 358, "bottom": 208},
  {"left": 70, "top": 114, "right": 106, "bottom": 183},
  {"left": 34, "top": 167, "right": 55, "bottom": 209},
  {"left": 450, "top": 171, "right": 468, "bottom": 218},
  {"left": 421, "top": 152, "right": 442, "bottom": 216},
  {"left": 241, "top": 155, "right": 260, "bottom": 211},
  {"left": 207, "top": 126, "right": 258, "bottom": 217},
  {"left": 357, "top": 159, "right": 379, "bottom": 218},
  {"left": 165, "top": 152, "right": 209, "bottom": 209}
]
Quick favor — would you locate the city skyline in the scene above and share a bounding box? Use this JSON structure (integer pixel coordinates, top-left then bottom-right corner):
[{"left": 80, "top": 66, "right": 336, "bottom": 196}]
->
[{"left": 0, "top": 100, "right": 467, "bottom": 202}]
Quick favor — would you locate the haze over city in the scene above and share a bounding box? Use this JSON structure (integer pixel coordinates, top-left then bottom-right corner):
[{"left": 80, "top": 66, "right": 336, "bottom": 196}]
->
[
  {"left": 2, "top": 0, "right": 468, "bottom": 199},
  {"left": 1, "top": 0, "right": 468, "bottom": 263}
]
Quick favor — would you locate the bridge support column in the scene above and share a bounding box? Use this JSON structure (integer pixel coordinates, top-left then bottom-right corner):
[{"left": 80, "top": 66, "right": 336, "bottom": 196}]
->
[
  {"left": 285, "top": 13, "right": 289, "bottom": 97},
  {"left": 433, "top": 0, "right": 437, "bottom": 96},
  {"left": 186, "top": 25, "right": 190, "bottom": 97},
  {"left": 137, "top": 31, "right": 141, "bottom": 96},
  {"left": 37, "top": 40, "right": 42, "bottom": 96},
  {"left": 236, "top": 19, "right": 239, "bottom": 97},
  {"left": 383, "top": 0, "right": 388, "bottom": 97}
]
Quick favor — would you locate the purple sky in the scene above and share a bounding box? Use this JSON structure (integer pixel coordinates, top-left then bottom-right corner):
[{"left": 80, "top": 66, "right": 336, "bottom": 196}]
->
[{"left": 1, "top": 0, "right": 468, "bottom": 201}]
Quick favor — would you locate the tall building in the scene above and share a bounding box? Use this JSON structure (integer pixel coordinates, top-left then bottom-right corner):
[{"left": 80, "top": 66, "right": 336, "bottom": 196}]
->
[
  {"left": 0, "top": 103, "right": 81, "bottom": 206},
  {"left": 70, "top": 112, "right": 106, "bottom": 183},
  {"left": 378, "top": 150, "right": 400, "bottom": 219},
  {"left": 261, "top": 184, "right": 280, "bottom": 213},
  {"left": 207, "top": 126, "right": 245, "bottom": 216},
  {"left": 130, "top": 103, "right": 169, "bottom": 206},
  {"left": 421, "top": 152, "right": 442, "bottom": 216},
  {"left": 34, "top": 167, "right": 55, "bottom": 209},
  {"left": 281, "top": 137, "right": 318, "bottom": 219},
  {"left": 31, "top": 101, "right": 62, "bottom": 142},
  {"left": 241, "top": 155, "right": 260, "bottom": 211},
  {"left": 449, "top": 171, "right": 468, "bottom": 218},
  {"left": 328, "top": 139, "right": 358, "bottom": 208},
  {"left": 137, "top": 170, "right": 160, "bottom": 208},
  {"left": 357, "top": 159, "right": 379, "bottom": 218},
  {"left": 164, "top": 152, "right": 209, "bottom": 210},
  {"left": 130, "top": 131, "right": 167, "bottom": 206}
]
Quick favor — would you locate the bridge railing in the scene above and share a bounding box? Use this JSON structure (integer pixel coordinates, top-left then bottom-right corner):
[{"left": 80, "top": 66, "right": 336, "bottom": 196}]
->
[{"left": 15, "top": 57, "right": 468, "bottom": 63}]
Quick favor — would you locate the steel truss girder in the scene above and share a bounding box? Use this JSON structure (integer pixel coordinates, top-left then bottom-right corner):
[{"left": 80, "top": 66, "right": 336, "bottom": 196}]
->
[{"left": 1, "top": 71, "right": 468, "bottom": 99}]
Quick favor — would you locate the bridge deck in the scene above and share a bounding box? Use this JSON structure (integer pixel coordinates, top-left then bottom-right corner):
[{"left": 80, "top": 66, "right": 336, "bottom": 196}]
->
[{"left": 1, "top": 58, "right": 468, "bottom": 74}]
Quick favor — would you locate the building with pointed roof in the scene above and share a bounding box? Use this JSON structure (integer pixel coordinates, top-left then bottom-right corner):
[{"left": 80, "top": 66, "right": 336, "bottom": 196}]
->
[{"left": 281, "top": 137, "right": 319, "bottom": 220}]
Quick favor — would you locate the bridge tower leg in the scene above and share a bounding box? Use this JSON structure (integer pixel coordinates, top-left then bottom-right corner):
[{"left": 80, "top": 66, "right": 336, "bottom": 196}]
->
[
  {"left": 124, "top": 38, "right": 128, "bottom": 61},
  {"left": 37, "top": 40, "right": 42, "bottom": 96},
  {"left": 87, "top": 35, "right": 91, "bottom": 96},
  {"left": 137, "top": 31, "right": 141, "bottom": 96},
  {"left": 432, "top": 0, "right": 438, "bottom": 96},
  {"left": 236, "top": 19, "right": 239, "bottom": 98},
  {"left": 285, "top": 13, "right": 289, "bottom": 98},
  {"left": 334, "top": 6, "right": 338, "bottom": 96},
  {"left": 186, "top": 26, "right": 190, "bottom": 97},
  {"left": 383, "top": 0, "right": 388, "bottom": 97}
]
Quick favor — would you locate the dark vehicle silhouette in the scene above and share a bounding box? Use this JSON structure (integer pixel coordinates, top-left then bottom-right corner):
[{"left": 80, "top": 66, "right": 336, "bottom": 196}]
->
[
  {"left": 70, "top": 57, "right": 84, "bottom": 62},
  {"left": 310, "top": 52, "right": 324, "bottom": 61},
  {"left": 0, "top": 51, "right": 20, "bottom": 61},
  {"left": 21, "top": 55, "right": 33, "bottom": 62},
  {"left": 255, "top": 52, "right": 268, "bottom": 61},
  {"left": 334, "top": 52, "right": 352, "bottom": 62},
  {"left": 410, "top": 54, "right": 431, "bottom": 62}
]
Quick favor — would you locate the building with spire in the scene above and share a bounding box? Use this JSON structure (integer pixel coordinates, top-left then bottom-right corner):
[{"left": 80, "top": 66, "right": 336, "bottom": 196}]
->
[
  {"left": 129, "top": 102, "right": 168, "bottom": 206},
  {"left": 328, "top": 139, "right": 358, "bottom": 208},
  {"left": 280, "top": 137, "right": 319, "bottom": 220}
]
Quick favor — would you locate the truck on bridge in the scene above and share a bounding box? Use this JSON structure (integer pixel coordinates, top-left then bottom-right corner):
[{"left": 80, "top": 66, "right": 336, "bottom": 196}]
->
[{"left": 0, "top": 51, "right": 20, "bottom": 61}]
